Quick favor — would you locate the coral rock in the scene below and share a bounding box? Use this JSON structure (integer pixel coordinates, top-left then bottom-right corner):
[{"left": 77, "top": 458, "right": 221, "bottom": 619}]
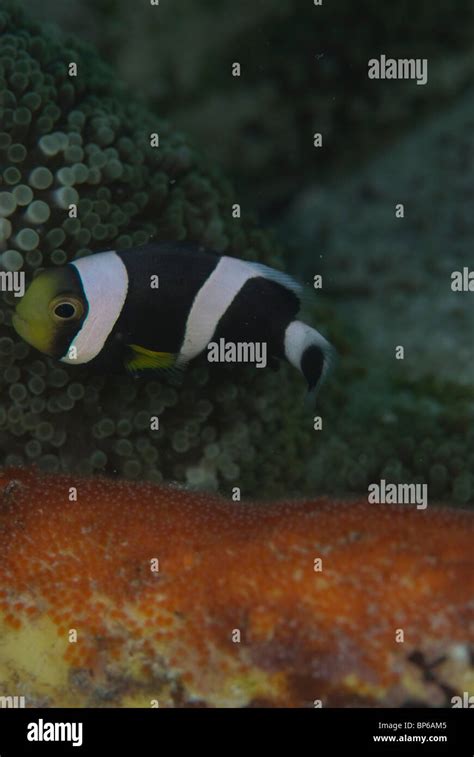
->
[{"left": 0, "top": 467, "right": 472, "bottom": 707}]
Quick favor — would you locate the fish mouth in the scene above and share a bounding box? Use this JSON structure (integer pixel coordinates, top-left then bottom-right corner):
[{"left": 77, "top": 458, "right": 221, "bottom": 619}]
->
[
  {"left": 12, "top": 311, "right": 55, "bottom": 357},
  {"left": 12, "top": 312, "right": 31, "bottom": 341},
  {"left": 12, "top": 312, "right": 27, "bottom": 325},
  {"left": 12, "top": 312, "right": 23, "bottom": 328}
]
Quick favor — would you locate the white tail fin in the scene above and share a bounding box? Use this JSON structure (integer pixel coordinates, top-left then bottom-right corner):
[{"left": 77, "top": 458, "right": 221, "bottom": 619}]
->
[{"left": 284, "top": 320, "right": 335, "bottom": 403}]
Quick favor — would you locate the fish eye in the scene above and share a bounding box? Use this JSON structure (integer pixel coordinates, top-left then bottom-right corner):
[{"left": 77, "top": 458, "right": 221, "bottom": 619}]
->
[
  {"left": 50, "top": 297, "right": 84, "bottom": 323},
  {"left": 55, "top": 303, "right": 76, "bottom": 319}
]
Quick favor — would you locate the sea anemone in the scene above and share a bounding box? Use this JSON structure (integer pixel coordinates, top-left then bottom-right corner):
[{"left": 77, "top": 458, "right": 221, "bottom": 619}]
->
[{"left": 0, "top": 0, "right": 313, "bottom": 496}]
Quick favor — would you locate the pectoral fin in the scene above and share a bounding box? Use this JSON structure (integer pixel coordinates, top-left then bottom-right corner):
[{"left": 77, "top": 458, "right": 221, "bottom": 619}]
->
[{"left": 125, "top": 343, "right": 178, "bottom": 375}]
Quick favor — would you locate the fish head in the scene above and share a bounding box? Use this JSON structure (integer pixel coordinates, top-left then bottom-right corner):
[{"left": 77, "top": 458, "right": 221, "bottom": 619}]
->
[{"left": 12, "top": 266, "right": 88, "bottom": 358}]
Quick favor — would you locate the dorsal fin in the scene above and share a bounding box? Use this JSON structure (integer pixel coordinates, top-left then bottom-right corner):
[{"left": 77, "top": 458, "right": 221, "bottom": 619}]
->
[{"left": 246, "top": 261, "right": 304, "bottom": 298}]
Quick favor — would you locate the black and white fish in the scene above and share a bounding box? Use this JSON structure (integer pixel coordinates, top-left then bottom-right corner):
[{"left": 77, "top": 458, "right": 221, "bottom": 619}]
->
[{"left": 12, "top": 242, "right": 334, "bottom": 400}]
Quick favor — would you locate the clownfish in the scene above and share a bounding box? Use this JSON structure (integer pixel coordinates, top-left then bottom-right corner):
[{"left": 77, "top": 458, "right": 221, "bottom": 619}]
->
[{"left": 12, "top": 241, "right": 334, "bottom": 401}]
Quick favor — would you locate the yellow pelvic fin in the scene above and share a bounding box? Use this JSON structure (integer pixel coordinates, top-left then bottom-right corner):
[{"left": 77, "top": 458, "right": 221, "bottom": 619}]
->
[{"left": 126, "top": 344, "right": 177, "bottom": 373}]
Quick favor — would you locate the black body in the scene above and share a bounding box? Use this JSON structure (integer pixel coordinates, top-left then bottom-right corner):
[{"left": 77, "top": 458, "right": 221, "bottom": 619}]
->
[{"left": 87, "top": 241, "right": 300, "bottom": 373}]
